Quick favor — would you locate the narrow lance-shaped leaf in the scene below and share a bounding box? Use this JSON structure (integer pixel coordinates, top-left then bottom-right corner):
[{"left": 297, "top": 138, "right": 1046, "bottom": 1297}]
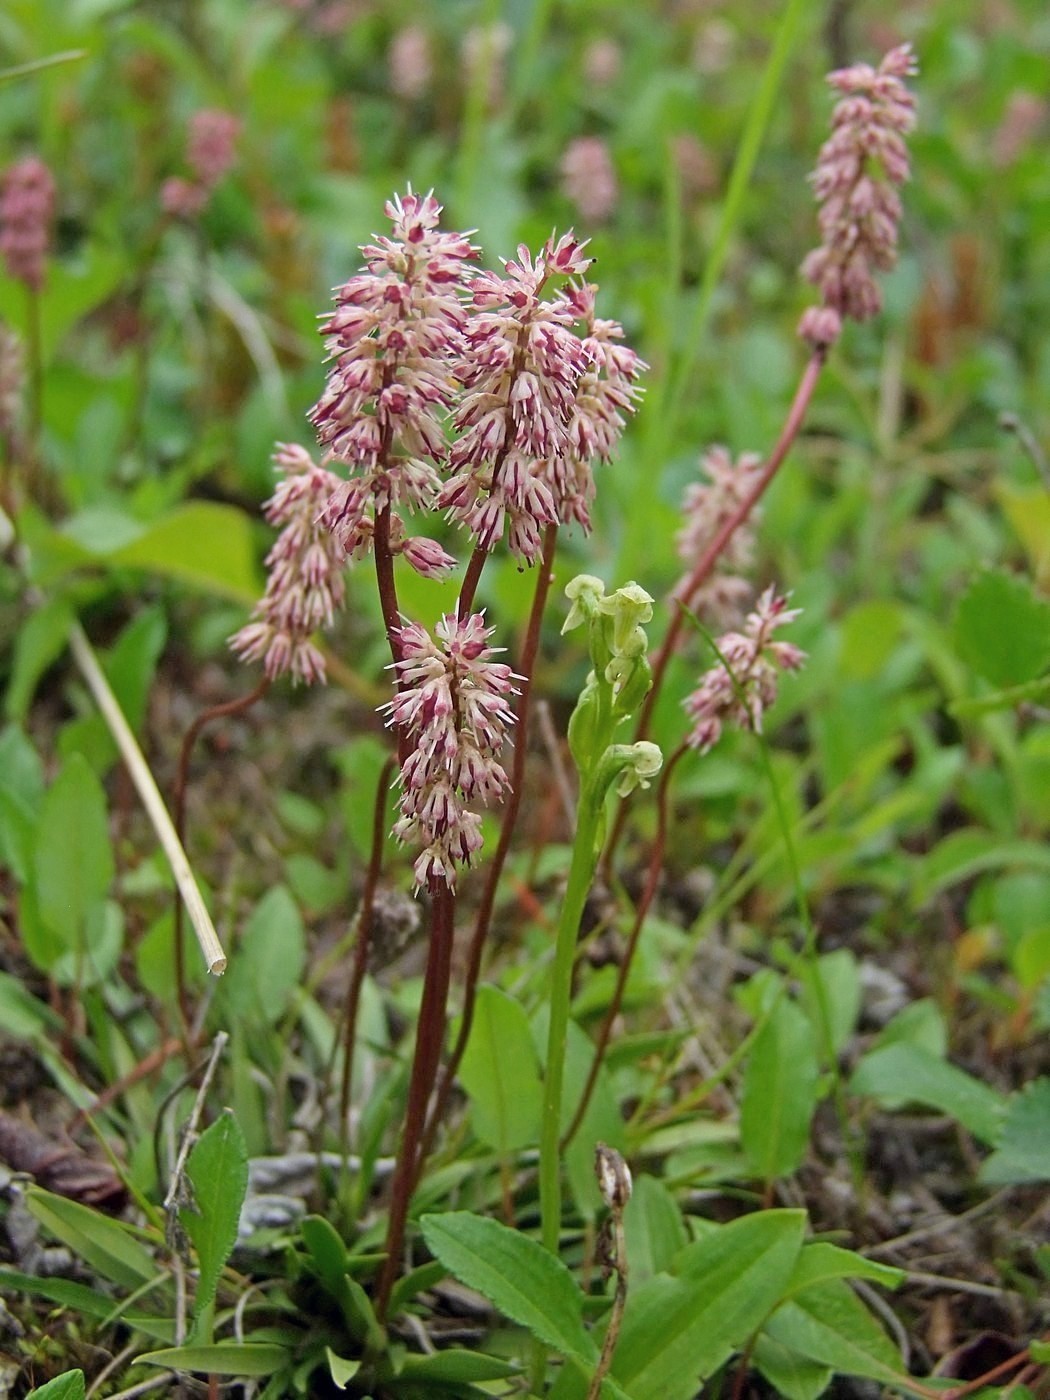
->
[{"left": 182, "top": 1110, "right": 249, "bottom": 1341}]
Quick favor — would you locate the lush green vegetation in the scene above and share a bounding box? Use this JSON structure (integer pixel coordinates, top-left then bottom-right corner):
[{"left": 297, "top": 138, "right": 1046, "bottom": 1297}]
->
[{"left": 1, "top": 1, "right": 1048, "bottom": 1398}]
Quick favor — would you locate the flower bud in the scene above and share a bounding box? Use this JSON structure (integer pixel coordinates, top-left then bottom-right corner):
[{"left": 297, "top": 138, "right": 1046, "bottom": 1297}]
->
[
  {"left": 597, "top": 581, "right": 654, "bottom": 655},
  {"left": 595, "top": 1143, "right": 632, "bottom": 1211},
  {"left": 562, "top": 573, "right": 606, "bottom": 633}
]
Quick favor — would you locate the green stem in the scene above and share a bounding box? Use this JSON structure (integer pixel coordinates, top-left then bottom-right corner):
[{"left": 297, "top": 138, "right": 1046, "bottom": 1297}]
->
[{"left": 539, "top": 785, "right": 604, "bottom": 1256}]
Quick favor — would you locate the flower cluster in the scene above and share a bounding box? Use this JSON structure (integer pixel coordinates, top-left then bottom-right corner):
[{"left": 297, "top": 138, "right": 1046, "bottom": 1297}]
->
[
  {"left": 440, "top": 232, "right": 596, "bottom": 563},
  {"left": 385, "top": 613, "right": 517, "bottom": 887},
  {"left": 799, "top": 44, "right": 917, "bottom": 349},
  {"left": 229, "top": 443, "right": 347, "bottom": 685},
  {"left": 548, "top": 282, "right": 645, "bottom": 532},
  {"left": 560, "top": 137, "right": 619, "bottom": 225},
  {"left": 684, "top": 587, "right": 805, "bottom": 753},
  {"left": 389, "top": 24, "right": 432, "bottom": 102},
  {"left": 0, "top": 157, "right": 55, "bottom": 292},
  {"left": 311, "top": 191, "right": 476, "bottom": 576},
  {"left": 675, "top": 446, "right": 763, "bottom": 627},
  {"left": 162, "top": 109, "right": 241, "bottom": 219}
]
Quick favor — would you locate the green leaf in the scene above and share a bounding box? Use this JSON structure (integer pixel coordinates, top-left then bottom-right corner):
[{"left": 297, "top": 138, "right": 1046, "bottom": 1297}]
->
[
  {"left": 875, "top": 1000, "right": 947, "bottom": 1058},
  {"left": 0, "top": 244, "right": 124, "bottom": 364},
  {"left": 32, "top": 752, "right": 114, "bottom": 960},
  {"left": 0, "top": 1269, "right": 114, "bottom": 1319},
  {"left": 763, "top": 1279, "right": 905, "bottom": 1387},
  {"left": 387, "top": 1260, "right": 446, "bottom": 1318},
  {"left": 420, "top": 1212, "right": 596, "bottom": 1366},
  {"left": 911, "top": 829, "right": 1050, "bottom": 906},
  {"left": 623, "top": 1174, "right": 688, "bottom": 1284},
  {"left": 182, "top": 1111, "right": 249, "bottom": 1341},
  {"left": 953, "top": 569, "right": 1050, "bottom": 687},
  {"left": 740, "top": 999, "right": 820, "bottom": 1180},
  {"left": 0, "top": 783, "right": 37, "bottom": 884},
  {"left": 4, "top": 594, "right": 73, "bottom": 723},
  {"left": 798, "top": 950, "right": 860, "bottom": 1056},
  {"left": 0, "top": 726, "right": 44, "bottom": 879},
  {"left": 26, "top": 1187, "right": 159, "bottom": 1290},
  {"left": 981, "top": 1078, "right": 1050, "bottom": 1184},
  {"left": 531, "top": 1009, "right": 625, "bottom": 1220},
  {"left": 219, "top": 885, "right": 305, "bottom": 1027},
  {"left": 612, "top": 1210, "right": 806, "bottom": 1400},
  {"left": 850, "top": 1043, "right": 1005, "bottom": 1143},
  {"left": 137, "top": 1343, "right": 290, "bottom": 1377},
  {"left": 398, "top": 1350, "right": 521, "bottom": 1382},
  {"left": 0, "top": 973, "right": 57, "bottom": 1039},
  {"left": 106, "top": 502, "right": 262, "bottom": 603},
  {"left": 50, "top": 898, "right": 124, "bottom": 989},
  {"left": 299, "top": 1216, "right": 383, "bottom": 1348},
  {"left": 325, "top": 1348, "right": 360, "bottom": 1389},
  {"left": 784, "top": 1243, "right": 904, "bottom": 1296},
  {"left": 458, "top": 986, "right": 543, "bottom": 1153},
  {"left": 998, "top": 484, "right": 1050, "bottom": 586},
  {"left": 300, "top": 1213, "right": 348, "bottom": 1292},
  {"left": 752, "top": 1334, "right": 832, "bottom": 1400},
  {"left": 26, "top": 1372, "right": 86, "bottom": 1400}
]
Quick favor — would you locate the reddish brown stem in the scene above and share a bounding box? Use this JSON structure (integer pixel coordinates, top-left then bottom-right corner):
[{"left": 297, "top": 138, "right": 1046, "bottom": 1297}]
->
[
  {"left": 562, "top": 743, "right": 687, "bottom": 1150},
  {"left": 69, "top": 1036, "right": 185, "bottom": 1135},
  {"left": 416, "top": 523, "right": 559, "bottom": 1173},
  {"left": 643, "top": 349, "right": 825, "bottom": 740},
  {"left": 604, "top": 349, "right": 825, "bottom": 870},
  {"left": 173, "top": 678, "right": 270, "bottom": 1040},
  {"left": 376, "top": 880, "right": 457, "bottom": 1319},
  {"left": 457, "top": 543, "right": 489, "bottom": 620},
  {"left": 338, "top": 756, "right": 396, "bottom": 1152},
  {"left": 730, "top": 1332, "right": 759, "bottom": 1400},
  {"left": 373, "top": 504, "right": 403, "bottom": 663}
]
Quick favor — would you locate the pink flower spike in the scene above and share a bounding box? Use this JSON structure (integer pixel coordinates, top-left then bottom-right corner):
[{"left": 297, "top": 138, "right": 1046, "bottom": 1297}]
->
[
  {"left": 386, "top": 611, "right": 518, "bottom": 888},
  {"left": 310, "top": 188, "right": 477, "bottom": 566},
  {"left": 229, "top": 443, "right": 348, "bottom": 685},
  {"left": 799, "top": 44, "right": 917, "bottom": 340},
  {"left": 684, "top": 586, "right": 806, "bottom": 753},
  {"left": 0, "top": 157, "right": 55, "bottom": 292},
  {"left": 675, "top": 447, "right": 763, "bottom": 628},
  {"left": 187, "top": 109, "right": 241, "bottom": 191}
]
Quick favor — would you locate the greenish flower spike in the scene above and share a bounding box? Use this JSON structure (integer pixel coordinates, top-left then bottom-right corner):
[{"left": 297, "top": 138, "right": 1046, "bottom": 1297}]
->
[{"left": 542, "top": 578, "right": 663, "bottom": 1264}]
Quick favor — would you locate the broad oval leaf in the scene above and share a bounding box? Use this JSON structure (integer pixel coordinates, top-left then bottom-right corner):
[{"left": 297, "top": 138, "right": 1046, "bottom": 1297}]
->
[
  {"left": 458, "top": 985, "right": 542, "bottom": 1153},
  {"left": 612, "top": 1209, "right": 806, "bottom": 1400},
  {"left": 980, "top": 1077, "right": 1050, "bottom": 1184},
  {"left": 740, "top": 999, "right": 820, "bottom": 1181},
  {"left": 849, "top": 1042, "right": 1005, "bottom": 1143},
  {"left": 26, "top": 1371, "right": 86, "bottom": 1400},
  {"left": 763, "top": 1278, "right": 905, "bottom": 1387},
  {"left": 953, "top": 569, "right": 1050, "bottom": 687},
  {"left": 420, "top": 1212, "right": 596, "bottom": 1367},
  {"left": 106, "top": 502, "right": 262, "bottom": 603},
  {"left": 33, "top": 753, "right": 114, "bottom": 956}
]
